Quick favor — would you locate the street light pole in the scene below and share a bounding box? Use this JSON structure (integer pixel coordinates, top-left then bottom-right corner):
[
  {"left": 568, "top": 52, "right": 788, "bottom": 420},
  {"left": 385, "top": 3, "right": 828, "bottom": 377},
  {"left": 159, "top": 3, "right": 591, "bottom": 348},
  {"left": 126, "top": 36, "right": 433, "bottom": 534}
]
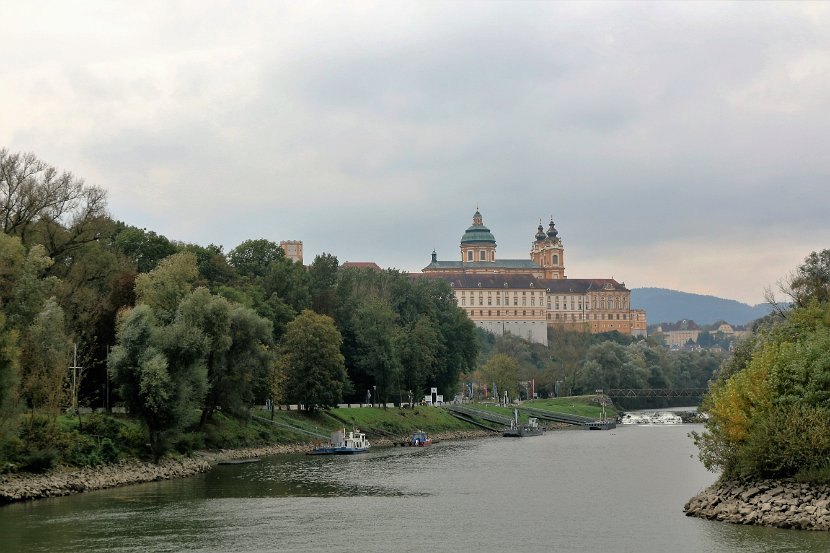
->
[{"left": 69, "top": 343, "right": 82, "bottom": 415}]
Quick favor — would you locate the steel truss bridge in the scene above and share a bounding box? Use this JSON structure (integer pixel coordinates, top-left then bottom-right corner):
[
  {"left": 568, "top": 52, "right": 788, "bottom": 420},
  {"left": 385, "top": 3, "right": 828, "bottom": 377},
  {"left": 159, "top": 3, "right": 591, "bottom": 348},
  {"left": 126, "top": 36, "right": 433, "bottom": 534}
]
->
[{"left": 604, "top": 388, "right": 708, "bottom": 398}]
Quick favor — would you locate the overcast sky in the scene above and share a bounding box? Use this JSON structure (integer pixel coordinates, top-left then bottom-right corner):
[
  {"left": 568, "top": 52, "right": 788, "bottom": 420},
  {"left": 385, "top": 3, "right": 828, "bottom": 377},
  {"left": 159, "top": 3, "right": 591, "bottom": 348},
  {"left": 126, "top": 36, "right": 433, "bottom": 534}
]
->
[{"left": 3, "top": 1, "right": 829, "bottom": 305}]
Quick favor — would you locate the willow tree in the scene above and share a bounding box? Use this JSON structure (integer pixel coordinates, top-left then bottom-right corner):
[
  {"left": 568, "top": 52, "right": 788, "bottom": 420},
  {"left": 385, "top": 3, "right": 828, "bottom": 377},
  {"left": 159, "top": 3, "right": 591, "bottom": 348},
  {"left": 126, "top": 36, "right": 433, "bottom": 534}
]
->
[
  {"left": 134, "top": 252, "right": 199, "bottom": 324},
  {"left": 109, "top": 305, "right": 208, "bottom": 460}
]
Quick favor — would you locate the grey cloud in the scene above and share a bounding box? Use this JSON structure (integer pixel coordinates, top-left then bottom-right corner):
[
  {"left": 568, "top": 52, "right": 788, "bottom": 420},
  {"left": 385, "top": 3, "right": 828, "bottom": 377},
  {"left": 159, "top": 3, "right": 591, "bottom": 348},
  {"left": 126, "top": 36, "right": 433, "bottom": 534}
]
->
[{"left": 5, "top": 2, "right": 830, "bottom": 303}]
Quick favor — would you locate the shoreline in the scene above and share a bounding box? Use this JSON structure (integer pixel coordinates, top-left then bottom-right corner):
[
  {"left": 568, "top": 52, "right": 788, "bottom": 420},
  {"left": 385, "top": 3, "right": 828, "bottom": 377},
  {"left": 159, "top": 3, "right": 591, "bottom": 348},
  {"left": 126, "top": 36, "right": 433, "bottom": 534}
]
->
[
  {"left": 684, "top": 478, "right": 830, "bottom": 531},
  {"left": 0, "top": 428, "right": 493, "bottom": 505}
]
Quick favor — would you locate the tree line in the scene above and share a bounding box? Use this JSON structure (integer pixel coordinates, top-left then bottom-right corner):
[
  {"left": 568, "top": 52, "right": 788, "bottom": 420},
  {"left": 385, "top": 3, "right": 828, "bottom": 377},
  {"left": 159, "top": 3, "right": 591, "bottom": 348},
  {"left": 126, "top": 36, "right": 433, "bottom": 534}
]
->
[
  {"left": 0, "top": 148, "right": 477, "bottom": 465},
  {"left": 471, "top": 327, "right": 722, "bottom": 407}
]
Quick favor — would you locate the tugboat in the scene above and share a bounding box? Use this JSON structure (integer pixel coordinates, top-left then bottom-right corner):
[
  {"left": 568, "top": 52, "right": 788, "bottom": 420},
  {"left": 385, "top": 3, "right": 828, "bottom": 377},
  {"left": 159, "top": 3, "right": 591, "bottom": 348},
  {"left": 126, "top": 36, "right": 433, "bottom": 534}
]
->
[
  {"left": 308, "top": 428, "right": 371, "bottom": 455},
  {"left": 503, "top": 410, "right": 545, "bottom": 437},
  {"left": 403, "top": 430, "right": 432, "bottom": 447}
]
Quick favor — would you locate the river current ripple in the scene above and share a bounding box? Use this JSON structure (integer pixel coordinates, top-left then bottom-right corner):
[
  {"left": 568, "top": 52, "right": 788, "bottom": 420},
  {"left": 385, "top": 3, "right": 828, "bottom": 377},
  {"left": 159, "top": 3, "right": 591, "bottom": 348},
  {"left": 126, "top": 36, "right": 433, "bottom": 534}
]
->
[{"left": 2, "top": 424, "right": 830, "bottom": 552}]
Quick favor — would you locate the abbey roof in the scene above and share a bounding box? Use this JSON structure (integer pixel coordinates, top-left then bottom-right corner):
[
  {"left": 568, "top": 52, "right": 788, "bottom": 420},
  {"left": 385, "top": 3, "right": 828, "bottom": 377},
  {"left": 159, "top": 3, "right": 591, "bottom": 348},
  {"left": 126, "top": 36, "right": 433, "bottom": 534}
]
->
[{"left": 422, "top": 259, "right": 540, "bottom": 271}]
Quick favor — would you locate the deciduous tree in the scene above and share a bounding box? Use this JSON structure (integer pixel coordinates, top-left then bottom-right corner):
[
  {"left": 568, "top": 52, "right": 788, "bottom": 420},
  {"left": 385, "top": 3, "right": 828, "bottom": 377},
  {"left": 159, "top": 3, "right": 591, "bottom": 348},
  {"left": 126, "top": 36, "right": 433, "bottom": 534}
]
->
[
  {"left": 397, "top": 315, "right": 441, "bottom": 399},
  {"left": 0, "top": 312, "right": 20, "bottom": 444},
  {"left": 112, "top": 225, "right": 177, "bottom": 273},
  {"left": 309, "top": 253, "right": 339, "bottom": 316},
  {"left": 134, "top": 252, "right": 198, "bottom": 323},
  {"left": 353, "top": 300, "right": 401, "bottom": 406},
  {"left": 109, "top": 304, "right": 208, "bottom": 460},
  {"left": 228, "top": 239, "right": 284, "bottom": 278},
  {"left": 0, "top": 148, "right": 107, "bottom": 257},
  {"left": 278, "top": 310, "right": 346, "bottom": 414},
  {"left": 480, "top": 353, "right": 519, "bottom": 400},
  {"left": 20, "top": 299, "right": 71, "bottom": 428},
  {"left": 0, "top": 234, "right": 58, "bottom": 330}
]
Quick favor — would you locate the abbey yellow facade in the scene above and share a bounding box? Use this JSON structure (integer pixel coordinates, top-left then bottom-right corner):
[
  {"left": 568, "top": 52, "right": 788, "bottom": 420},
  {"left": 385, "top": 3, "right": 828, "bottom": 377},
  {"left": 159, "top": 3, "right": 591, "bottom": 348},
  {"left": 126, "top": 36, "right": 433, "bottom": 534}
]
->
[{"left": 422, "top": 210, "right": 644, "bottom": 345}]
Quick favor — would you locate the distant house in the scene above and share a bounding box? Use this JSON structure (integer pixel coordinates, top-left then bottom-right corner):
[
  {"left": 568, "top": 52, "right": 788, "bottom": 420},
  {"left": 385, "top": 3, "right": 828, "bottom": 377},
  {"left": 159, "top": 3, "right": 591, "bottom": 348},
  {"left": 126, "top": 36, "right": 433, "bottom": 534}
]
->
[
  {"left": 661, "top": 329, "right": 701, "bottom": 347},
  {"left": 342, "top": 261, "right": 382, "bottom": 271}
]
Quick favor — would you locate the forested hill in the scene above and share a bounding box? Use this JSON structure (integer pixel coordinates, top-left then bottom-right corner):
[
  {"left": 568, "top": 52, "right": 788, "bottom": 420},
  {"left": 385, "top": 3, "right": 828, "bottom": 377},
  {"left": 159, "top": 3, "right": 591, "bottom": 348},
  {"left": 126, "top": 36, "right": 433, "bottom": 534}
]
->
[{"left": 630, "top": 287, "right": 773, "bottom": 326}]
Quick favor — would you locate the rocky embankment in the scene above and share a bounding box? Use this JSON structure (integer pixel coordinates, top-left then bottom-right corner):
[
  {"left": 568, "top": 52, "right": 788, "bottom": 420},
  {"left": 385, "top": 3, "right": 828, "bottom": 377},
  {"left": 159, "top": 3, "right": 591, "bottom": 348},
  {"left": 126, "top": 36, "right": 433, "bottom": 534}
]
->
[
  {"left": 685, "top": 479, "right": 830, "bottom": 530},
  {"left": 0, "top": 457, "right": 211, "bottom": 504},
  {"left": 0, "top": 428, "right": 493, "bottom": 504}
]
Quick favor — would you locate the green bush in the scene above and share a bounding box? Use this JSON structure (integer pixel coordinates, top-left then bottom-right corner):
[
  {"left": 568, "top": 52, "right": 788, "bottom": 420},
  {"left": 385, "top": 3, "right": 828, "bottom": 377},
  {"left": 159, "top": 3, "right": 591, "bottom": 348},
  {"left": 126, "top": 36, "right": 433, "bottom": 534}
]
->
[
  {"left": 175, "top": 431, "right": 205, "bottom": 454},
  {"left": 736, "top": 405, "right": 830, "bottom": 479},
  {"left": 0, "top": 435, "right": 22, "bottom": 474},
  {"left": 20, "top": 447, "right": 58, "bottom": 473},
  {"left": 99, "top": 438, "right": 119, "bottom": 464},
  {"left": 63, "top": 432, "right": 103, "bottom": 467},
  {"left": 20, "top": 416, "right": 55, "bottom": 448},
  {"left": 83, "top": 413, "right": 123, "bottom": 440},
  {"left": 117, "top": 423, "right": 148, "bottom": 452},
  {"left": 796, "top": 459, "right": 830, "bottom": 484}
]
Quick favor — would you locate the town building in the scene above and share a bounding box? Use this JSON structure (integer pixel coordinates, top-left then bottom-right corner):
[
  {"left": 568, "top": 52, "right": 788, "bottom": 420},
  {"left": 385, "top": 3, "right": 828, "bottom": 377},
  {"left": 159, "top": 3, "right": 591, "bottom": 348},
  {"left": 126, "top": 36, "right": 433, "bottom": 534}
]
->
[
  {"left": 660, "top": 329, "right": 701, "bottom": 348},
  {"left": 631, "top": 309, "right": 648, "bottom": 338},
  {"left": 421, "top": 210, "right": 645, "bottom": 345}
]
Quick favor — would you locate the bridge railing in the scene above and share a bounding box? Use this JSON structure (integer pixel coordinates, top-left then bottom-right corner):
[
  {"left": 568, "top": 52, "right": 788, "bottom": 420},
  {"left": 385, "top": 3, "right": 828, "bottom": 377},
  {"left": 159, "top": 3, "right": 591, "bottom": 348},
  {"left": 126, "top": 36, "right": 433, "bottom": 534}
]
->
[{"left": 604, "top": 388, "right": 708, "bottom": 398}]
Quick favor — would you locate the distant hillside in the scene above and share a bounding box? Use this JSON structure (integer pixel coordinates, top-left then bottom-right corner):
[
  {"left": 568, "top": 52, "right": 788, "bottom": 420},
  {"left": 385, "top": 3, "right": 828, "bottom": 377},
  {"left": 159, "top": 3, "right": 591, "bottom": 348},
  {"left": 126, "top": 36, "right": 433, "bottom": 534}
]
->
[{"left": 630, "top": 287, "right": 773, "bottom": 326}]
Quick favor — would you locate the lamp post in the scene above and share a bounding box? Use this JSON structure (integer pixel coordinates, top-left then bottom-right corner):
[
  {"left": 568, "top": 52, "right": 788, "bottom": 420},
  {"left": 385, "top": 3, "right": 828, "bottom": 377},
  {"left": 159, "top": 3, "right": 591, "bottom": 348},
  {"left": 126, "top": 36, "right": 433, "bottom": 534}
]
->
[{"left": 373, "top": 385, "right": 377, "bottom": 408}]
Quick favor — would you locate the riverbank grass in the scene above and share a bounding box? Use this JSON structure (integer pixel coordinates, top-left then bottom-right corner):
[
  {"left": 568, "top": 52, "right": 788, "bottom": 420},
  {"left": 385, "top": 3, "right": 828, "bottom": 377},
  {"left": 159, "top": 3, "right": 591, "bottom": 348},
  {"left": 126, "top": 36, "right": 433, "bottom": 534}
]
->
[
  {"left": 327, "top": 406, "right": 473, "bottom": 437},
  {"left": 472, "top": 395, "right": 615, "bottom": 421},
  {"left": 3, "top": 397, "right": 613, "bottom": 476}
]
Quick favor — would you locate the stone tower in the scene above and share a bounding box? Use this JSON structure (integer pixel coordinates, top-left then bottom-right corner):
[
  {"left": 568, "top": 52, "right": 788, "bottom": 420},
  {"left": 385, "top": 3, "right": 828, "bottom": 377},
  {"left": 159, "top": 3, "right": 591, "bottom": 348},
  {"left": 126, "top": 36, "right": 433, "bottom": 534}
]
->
[{"left": 530, "top": 217, "right": 565, "bottom": 279}]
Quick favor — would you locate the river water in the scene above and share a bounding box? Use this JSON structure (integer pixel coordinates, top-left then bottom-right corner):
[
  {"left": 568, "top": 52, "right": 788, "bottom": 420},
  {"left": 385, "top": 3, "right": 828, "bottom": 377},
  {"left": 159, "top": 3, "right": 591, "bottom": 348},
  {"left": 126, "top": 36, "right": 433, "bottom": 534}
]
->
[{"left": 2, "top": 424, "right": 830, "bottom": 553}]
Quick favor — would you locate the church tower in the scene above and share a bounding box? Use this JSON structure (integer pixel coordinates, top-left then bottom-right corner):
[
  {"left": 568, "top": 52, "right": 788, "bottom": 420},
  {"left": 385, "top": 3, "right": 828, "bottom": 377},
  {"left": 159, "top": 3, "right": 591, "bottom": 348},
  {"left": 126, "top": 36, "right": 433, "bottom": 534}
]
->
[
  {"left": 460, "top": 209, "right": 497, "bottom": 264},
  {"left": 530, "top": 217, "right": 566, "bottom": 279}
]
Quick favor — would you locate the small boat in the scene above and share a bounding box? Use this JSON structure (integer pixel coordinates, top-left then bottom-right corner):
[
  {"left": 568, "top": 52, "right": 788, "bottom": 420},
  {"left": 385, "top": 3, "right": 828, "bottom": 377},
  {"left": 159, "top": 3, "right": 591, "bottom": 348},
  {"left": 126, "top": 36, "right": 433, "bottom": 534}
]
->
[
  {"left": 403, "top": 430, "right": 432, "bottom": 447},
  {"left": 308, "top": 428, "right": 371, "bottom": 455},
  {"left": 503, "top": 411, "right": 545, "bottom": 438},
  {"left": 217, "top": 458, "right": 261, "bottom": 465},
  {"left": 585, "top": 419, "right": 616, "bottom": 430}
]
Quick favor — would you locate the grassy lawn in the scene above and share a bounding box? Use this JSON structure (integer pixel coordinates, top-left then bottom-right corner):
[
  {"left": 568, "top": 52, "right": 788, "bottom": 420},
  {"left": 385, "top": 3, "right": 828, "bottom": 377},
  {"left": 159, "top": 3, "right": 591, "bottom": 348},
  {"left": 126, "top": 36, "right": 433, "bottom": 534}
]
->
[
  {"left": 233, "top": 406, "right": 473, "bottom": 444},
  {"left": 469, "top": 395, "right": 615, "bottom": 420},
  {"left": 328, "top": 406, "right": 472, "bottom": 438},
  {"left": 526, "top": 396, "right": 617, "bottom": 418}
]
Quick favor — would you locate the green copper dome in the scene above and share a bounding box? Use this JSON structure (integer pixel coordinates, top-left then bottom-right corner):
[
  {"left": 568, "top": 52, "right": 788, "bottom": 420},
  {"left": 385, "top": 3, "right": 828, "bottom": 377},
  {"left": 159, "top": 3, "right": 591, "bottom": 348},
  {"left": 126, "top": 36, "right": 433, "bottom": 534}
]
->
[{"left": 460, "top": 210, "right": 496, "bottom": 244}]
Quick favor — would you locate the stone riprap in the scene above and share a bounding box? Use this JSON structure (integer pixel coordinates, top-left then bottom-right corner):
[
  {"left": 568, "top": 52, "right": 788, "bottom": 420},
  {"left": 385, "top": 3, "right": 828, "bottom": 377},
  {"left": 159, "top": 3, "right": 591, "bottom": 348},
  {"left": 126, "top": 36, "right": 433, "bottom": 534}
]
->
[
  {"left": 685, "top": 479, "right": 830, "bottom": 530},
  {"left": 0, "top": 457, "right": 211, "bottom": 504}
]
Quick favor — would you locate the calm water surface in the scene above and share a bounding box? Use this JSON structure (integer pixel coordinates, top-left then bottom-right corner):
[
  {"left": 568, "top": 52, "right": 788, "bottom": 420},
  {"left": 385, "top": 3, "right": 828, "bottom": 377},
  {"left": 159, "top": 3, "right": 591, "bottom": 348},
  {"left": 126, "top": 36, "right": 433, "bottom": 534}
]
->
[{"left": 2, "top": 424, "right": 830, "bottom": 553}]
